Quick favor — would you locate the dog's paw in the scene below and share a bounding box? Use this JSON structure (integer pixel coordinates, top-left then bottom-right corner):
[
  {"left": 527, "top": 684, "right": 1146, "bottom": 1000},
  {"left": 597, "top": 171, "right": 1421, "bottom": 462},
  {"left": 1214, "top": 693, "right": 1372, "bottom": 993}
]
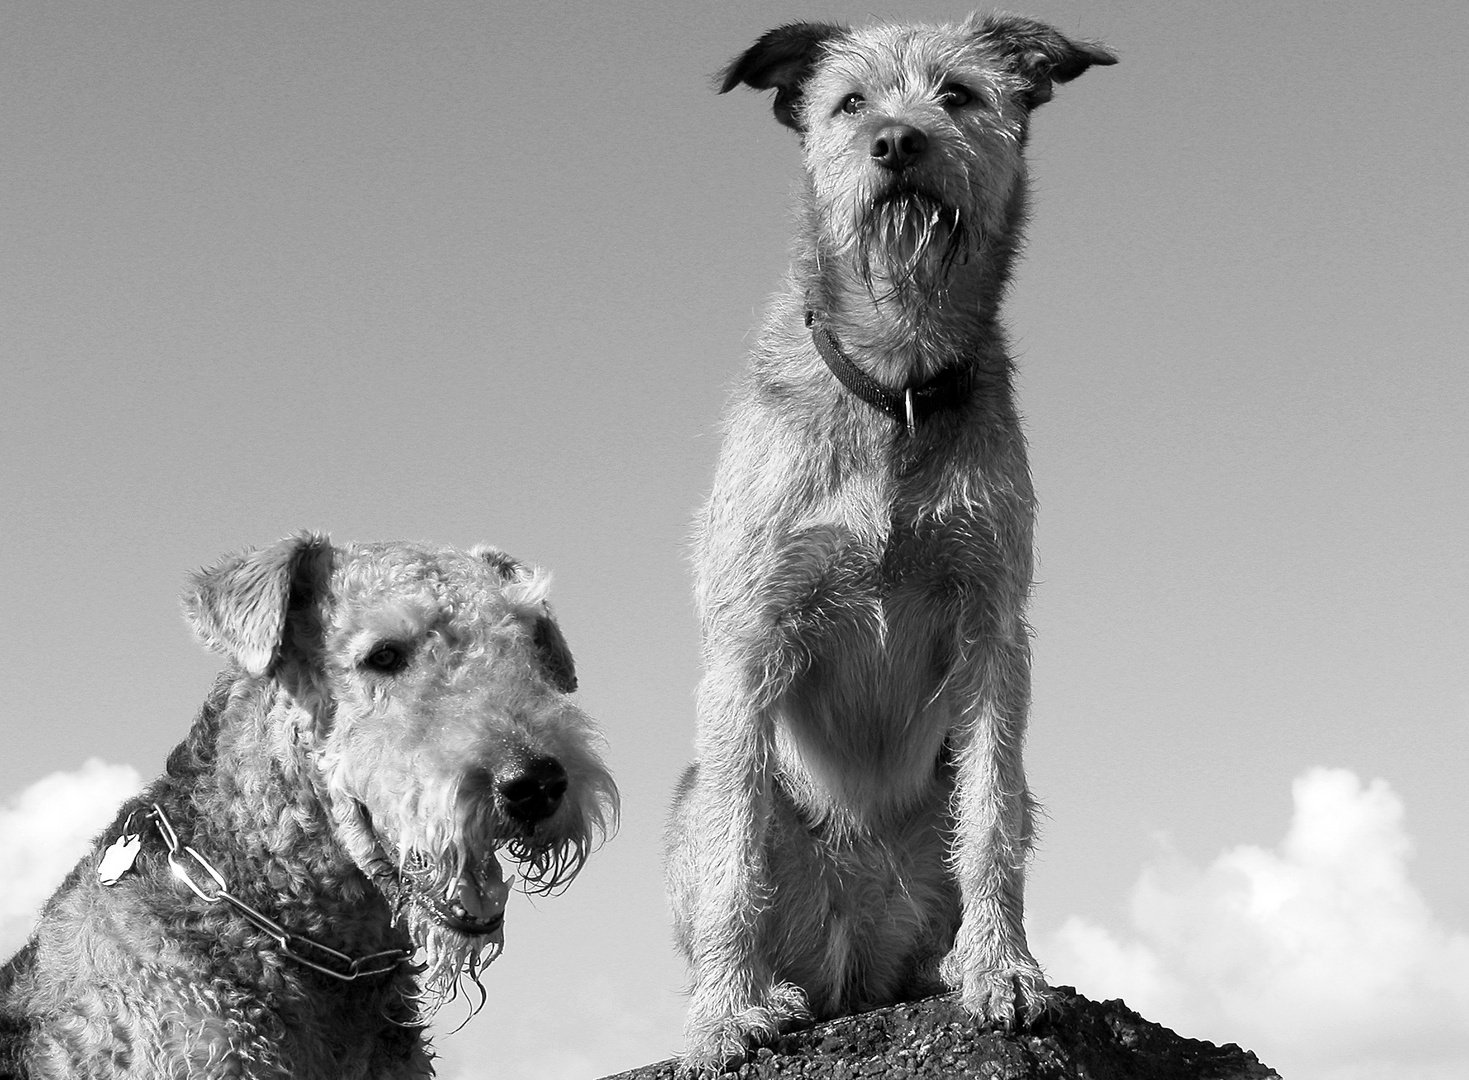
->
[
  {"left": 941, "top": 953, "right": 1050, "bottom": 1029},
  {"left": 680, "top": 982, "right": 811, "bottom": 1076}
]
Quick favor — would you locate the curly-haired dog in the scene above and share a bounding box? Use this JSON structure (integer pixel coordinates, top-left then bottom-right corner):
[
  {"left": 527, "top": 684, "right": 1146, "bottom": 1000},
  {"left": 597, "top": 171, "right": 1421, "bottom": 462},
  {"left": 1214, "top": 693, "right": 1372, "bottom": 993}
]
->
[
  {"left": 0, "top": 535, "right": 617, "bottom": 1079},
  {"left": 665, "top": 12, "right": 1115, "bottom": 1070}
]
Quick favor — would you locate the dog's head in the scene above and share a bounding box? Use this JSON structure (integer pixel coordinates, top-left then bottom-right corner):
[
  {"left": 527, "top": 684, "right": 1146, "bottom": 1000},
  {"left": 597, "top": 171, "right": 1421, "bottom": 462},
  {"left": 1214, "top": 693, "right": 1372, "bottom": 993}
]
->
[
  {"left": 183, "top": 534, "right": 618, "bottom": 1001},
  {"left": 721, "top": 14, "right": 1115, "bottom": 294}
]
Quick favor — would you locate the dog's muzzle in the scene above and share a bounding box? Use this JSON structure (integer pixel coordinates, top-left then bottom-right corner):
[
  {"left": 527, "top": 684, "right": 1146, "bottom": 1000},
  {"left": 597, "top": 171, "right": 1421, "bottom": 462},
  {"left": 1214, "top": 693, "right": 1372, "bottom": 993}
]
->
[{"left": 402, "top": 850, "right": 511, "bottom": 937}]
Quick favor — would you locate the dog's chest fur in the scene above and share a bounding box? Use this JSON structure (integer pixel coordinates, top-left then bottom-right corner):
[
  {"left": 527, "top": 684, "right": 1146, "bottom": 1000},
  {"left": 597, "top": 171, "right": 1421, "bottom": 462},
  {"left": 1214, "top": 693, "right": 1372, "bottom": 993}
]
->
[{"left": 702, "top": 382, "right": 1033, "bottom": 827}]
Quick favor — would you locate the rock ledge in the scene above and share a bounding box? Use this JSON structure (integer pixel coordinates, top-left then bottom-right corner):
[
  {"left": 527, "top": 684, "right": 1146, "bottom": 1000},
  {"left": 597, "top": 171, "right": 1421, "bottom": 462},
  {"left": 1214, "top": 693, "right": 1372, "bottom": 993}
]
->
[{"left": 601, "top": 988, "right": 1280, "bottom": 1079}]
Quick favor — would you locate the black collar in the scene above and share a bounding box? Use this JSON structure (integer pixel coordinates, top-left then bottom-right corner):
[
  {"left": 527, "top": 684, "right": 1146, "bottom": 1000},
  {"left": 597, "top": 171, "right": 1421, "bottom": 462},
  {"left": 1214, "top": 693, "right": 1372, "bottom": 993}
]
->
[{"left": 806, "top": 311, "right": 972, "bottom": 436}]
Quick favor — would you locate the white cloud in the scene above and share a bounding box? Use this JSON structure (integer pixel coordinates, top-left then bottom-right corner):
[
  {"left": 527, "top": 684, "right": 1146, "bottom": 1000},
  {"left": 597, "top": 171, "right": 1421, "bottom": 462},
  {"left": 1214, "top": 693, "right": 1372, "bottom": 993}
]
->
[
  {"left": 0, "top": 759, "right": 144, "bottom": 958},
  {"left": 1044, "top": 767, "right": 1469, "bottom": 1080}
]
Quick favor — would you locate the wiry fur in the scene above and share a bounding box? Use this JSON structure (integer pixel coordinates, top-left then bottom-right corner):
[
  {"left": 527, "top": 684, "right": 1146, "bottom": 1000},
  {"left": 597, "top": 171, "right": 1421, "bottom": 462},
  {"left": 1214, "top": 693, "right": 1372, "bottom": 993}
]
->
[
  {"left": 0, "top": 536, "right": 617, "bottom": 1079},
  {"left": 668, "top": 12, "right": 1114, "bottom": 1072}
]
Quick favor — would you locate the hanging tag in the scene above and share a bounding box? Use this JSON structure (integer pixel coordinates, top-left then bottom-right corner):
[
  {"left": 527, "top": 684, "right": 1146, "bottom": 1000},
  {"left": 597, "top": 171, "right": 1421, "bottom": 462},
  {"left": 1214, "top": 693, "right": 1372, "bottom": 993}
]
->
[{"left": 98, "top": 827, "right": 142, "bottom": 886}]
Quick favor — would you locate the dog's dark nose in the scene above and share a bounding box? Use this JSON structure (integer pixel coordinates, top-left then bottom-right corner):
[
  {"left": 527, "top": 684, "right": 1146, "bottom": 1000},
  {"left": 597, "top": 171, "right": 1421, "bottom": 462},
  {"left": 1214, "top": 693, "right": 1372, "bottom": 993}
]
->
[
  {"left": 498, "top": 756, "right": 568, "bottom": 824},
  {"left": 870, "top": 125, "right": 927, "bottom": 171}
]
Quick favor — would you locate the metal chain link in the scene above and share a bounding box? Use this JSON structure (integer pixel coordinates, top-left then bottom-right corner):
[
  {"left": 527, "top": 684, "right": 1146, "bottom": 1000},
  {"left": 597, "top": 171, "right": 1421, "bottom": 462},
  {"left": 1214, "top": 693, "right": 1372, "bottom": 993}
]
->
[{"left": 149, "top": 803, "right": 410, "bottom": 982}]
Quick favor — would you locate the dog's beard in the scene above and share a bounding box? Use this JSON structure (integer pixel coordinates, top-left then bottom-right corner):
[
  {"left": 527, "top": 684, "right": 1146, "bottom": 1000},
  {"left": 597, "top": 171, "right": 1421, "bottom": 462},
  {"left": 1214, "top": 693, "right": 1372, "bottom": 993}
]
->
[
  {"left": 392, "top": 846, "right": 508, "bottom": 1022},
  {"left": 453, "top": 768, "right": 611, "bottom": 897},
  {"left": 407, "top": 914, "right": 500, "bottom": 1020},
  {"left": 391, "top": 825, "right": 598, "bottom": 1021},
  {"left": 501, "top": 832, "right": 593, "bottom": 894},
  {"left": 849, "top": 190, "right": 975, "bottom": 302}
]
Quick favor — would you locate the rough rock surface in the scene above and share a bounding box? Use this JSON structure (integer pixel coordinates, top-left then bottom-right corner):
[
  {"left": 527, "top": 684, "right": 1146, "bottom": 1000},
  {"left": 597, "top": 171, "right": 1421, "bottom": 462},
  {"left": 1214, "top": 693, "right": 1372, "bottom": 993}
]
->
[{"left": 601, "top": 988, "right": 1280, "bottom": 1080}]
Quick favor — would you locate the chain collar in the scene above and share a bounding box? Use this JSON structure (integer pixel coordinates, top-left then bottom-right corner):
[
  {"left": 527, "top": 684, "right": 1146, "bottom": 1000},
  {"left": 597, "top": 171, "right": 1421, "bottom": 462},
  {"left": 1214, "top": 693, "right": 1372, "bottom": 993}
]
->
[{"left": 101, "top": 803, "right": 411, "bottom": 983}]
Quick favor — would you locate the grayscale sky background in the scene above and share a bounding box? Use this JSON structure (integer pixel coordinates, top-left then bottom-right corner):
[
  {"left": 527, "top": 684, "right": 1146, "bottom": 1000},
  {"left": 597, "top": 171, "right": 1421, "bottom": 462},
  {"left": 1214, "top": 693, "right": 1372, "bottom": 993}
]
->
[{"left": 2, "top": 2, "right": 1465, "bottom": 1079}]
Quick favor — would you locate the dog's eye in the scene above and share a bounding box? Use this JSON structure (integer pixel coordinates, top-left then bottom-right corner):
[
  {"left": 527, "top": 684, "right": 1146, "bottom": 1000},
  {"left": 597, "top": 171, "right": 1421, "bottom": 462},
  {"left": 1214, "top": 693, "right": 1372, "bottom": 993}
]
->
[
  {"left": 839, "top": 93, "right": 865, "bottom": 115},
  {"left": 938, "top": 83, "right": 974, "bottom": 109},
  {"left": 362, "top": 643, "right": 410, "bottom": 674}
]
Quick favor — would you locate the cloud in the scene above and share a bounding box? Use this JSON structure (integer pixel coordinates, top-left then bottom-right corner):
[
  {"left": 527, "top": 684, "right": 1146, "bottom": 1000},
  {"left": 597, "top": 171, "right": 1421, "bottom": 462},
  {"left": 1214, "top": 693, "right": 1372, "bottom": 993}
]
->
[
  {"left": 1044, "top": 767, "right": 1469, "bottom": 1080},
  {"left": 0, "top": 759, "right": 144, "bottom": 958}
]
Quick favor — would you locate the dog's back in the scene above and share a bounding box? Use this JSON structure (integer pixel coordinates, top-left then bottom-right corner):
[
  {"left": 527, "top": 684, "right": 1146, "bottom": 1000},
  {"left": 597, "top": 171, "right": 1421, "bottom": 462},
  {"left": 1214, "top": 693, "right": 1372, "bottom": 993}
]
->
[{"left": 0, "top": 942, "right": 38, "bottom": 1080}]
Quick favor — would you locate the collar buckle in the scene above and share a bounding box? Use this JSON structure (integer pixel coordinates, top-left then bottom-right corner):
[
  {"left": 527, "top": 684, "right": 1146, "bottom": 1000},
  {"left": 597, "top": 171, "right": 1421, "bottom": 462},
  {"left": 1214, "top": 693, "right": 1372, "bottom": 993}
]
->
[{"left": 807, "top": 311, "right": 970, "bottom": 436}]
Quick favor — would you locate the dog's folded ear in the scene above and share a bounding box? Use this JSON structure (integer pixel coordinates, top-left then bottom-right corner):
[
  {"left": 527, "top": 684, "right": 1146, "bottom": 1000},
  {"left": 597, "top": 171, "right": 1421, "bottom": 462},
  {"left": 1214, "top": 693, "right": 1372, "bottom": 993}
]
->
[
  {"left": 719, "top": 22, "right": 845, "bottom": 132},
  {"left": 471, "top": 544, "right": 578, "bottom": 693},
  {"left": 183, "top": 533, "right": 333, "bottom": 676},
  {"left": 976, "top": 13, "right": 1117, "bottom": 109},
  {"left": 531, "top": 614, "right": 577, "bottom": 694}
]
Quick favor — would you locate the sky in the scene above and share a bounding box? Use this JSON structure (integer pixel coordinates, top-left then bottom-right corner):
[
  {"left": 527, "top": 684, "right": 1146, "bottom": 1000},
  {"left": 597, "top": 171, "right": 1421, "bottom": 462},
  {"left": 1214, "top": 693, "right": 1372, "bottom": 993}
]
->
[{"left": 0, "top": 1, "right": 1465, "bottom": 1078}]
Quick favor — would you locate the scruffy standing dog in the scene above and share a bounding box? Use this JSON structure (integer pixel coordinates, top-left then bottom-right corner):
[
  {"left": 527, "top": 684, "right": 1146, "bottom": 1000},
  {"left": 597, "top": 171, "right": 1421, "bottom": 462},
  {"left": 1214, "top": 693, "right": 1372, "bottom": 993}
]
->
[
  {"left": 666, "top": 13, "right": 1115, "bottom": 1071},
  {"left": 0, "top": 536, "right": 616, "bottom": 1079}
]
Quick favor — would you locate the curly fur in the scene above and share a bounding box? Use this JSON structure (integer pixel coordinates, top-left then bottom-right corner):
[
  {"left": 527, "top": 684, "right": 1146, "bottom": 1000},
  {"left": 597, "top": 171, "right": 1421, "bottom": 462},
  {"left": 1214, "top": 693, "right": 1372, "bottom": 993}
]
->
[
  {"left": 0, "top": 537, "right": 617, "bottom": 1079},
  {"left": 669, "top": 13, "right": 1114, "bottom": 1073}
]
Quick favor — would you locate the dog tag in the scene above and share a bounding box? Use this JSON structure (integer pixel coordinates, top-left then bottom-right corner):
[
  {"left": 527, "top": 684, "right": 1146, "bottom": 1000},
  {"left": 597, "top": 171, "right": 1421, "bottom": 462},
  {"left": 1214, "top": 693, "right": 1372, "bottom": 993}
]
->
[{"left": 97, "top": 832, "right": 142, "bottom": 886}]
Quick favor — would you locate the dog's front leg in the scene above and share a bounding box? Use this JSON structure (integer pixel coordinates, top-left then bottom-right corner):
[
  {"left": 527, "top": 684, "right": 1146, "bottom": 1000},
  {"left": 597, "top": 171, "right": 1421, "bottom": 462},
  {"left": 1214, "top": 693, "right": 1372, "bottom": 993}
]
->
[
  {"left": 939, "top": 631, "right": 1048, "bottom": 1027},
  {"left": 671, "top": 658, "right": 810, "bottom": 1074}
]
